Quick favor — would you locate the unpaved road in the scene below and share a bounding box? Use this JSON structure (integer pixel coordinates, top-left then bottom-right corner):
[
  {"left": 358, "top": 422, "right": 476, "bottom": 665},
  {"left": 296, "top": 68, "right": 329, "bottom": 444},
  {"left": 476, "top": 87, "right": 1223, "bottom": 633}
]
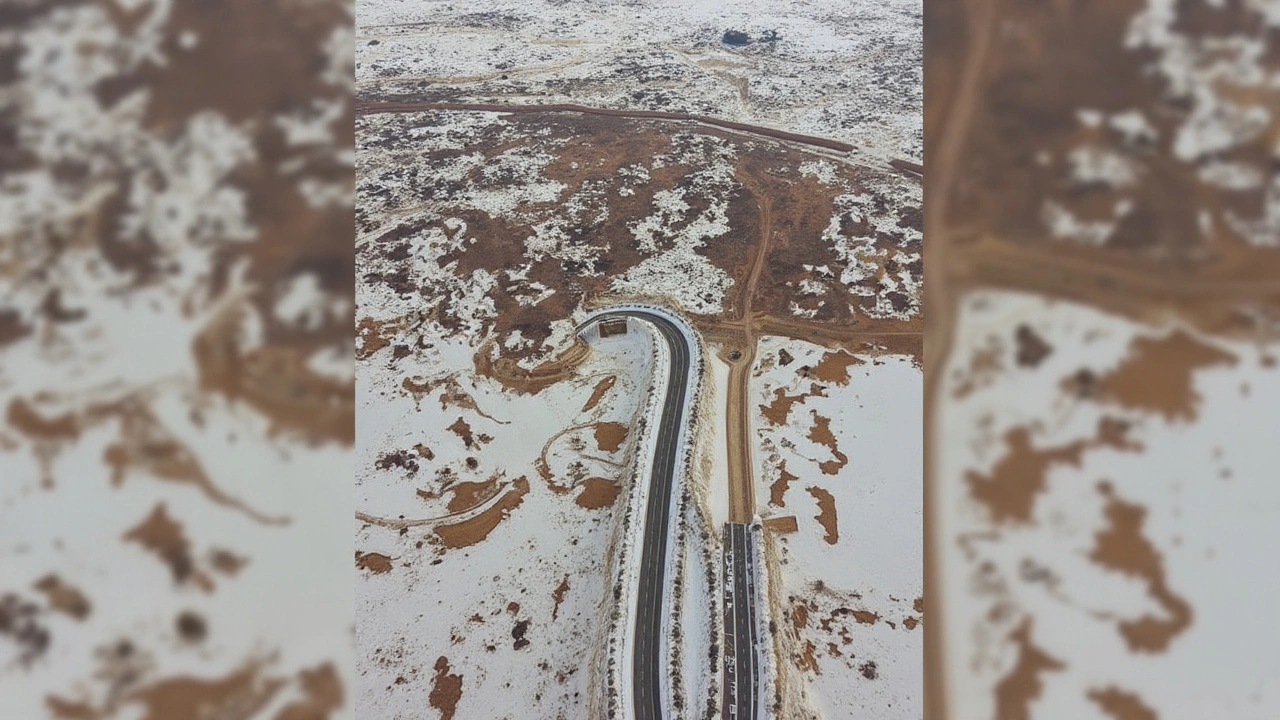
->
[
  {"left": 722, "top": 185, "right": 773, "bottom": 524},
  {"left": 356, "top": 100, "right": 858, "bottom": 153}
]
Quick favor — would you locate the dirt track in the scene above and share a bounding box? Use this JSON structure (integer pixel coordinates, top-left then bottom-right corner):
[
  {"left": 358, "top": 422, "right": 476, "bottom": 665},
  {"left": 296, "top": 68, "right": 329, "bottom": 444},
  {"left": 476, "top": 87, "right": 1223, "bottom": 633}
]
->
[
  {"left": 356, "top": 99, "right": 858, "bottom": 153},
  {"left": 721, "top": 180, "right": 774, "bottom": 523}
]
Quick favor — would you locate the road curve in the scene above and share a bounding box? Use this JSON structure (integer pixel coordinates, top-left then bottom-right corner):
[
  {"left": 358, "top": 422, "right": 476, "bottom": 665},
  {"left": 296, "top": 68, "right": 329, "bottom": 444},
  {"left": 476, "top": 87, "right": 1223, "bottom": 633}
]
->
[{"left": 581, "top": 307, "right": 697, "bottom": 720}]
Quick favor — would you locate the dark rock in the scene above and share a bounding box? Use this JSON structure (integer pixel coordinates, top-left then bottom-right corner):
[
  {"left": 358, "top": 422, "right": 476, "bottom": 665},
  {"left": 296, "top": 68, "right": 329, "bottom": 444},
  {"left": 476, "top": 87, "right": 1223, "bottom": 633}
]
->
[
  {"left": 512, "top": 619, "right": 530, "bottom": 650},
  {"left": 1015, "top": 324, "right": 1053, "bottom": 368}
]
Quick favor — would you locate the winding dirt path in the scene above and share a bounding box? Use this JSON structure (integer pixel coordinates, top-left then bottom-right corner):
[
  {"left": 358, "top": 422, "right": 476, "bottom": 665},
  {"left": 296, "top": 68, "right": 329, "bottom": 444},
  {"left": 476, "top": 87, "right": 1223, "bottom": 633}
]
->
[{"left": 354, "top": 480, "right": 514, "bottom": 530}]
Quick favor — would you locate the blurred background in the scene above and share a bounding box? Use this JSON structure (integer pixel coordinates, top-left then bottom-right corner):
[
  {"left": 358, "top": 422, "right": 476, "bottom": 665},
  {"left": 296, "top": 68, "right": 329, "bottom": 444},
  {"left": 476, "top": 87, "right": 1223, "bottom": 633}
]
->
[
  {"left": 926, "top": 1, "right": 1280, "bottom": 718},
  {"left": 1, "top": 1, "right": 355, "bottom": 718}
]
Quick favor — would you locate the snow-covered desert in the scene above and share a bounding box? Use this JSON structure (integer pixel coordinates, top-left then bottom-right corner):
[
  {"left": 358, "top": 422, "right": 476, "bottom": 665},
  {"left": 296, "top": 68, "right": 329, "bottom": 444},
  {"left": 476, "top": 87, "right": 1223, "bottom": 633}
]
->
[{"left": 354, "top": 1, "right": 922, "bottom": 718}]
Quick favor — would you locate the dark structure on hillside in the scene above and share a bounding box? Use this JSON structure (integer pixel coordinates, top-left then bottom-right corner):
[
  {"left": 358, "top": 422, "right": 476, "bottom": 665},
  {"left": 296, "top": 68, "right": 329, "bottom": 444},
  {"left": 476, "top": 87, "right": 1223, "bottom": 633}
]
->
[{"left": 598, "top": 317, "right": 629, "bottom": 337}]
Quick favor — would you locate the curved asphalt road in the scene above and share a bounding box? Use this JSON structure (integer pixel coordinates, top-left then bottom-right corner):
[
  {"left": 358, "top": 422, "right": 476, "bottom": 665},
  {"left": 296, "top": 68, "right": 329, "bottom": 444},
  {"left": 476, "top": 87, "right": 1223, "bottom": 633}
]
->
[{"left": 585, "top": 309, "right": 692, "bottom": 720}]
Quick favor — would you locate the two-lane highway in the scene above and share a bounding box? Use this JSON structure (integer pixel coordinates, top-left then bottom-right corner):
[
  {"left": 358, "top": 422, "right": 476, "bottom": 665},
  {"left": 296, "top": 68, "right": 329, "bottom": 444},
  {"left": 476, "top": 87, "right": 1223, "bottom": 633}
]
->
[
  {"left": 723, "top": 522, "right": 762, "bottom": 720},
  {"left": 583, "top": 308, "right": 695, "bottom": 720}
]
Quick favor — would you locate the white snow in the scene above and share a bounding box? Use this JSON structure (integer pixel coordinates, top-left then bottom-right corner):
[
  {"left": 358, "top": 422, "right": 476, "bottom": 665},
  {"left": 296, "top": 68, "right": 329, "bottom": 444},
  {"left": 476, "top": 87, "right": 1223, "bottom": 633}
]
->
[
  {"left": 751, "top": 335, "right": 922, "bottom": 719},
  {"left": 356, "top": 316, "right": 655, "bottom": 719},
  {"left": 703, "top": 349, "right": 733, "bottom": 528},
  {"left": 610, "top": 251, "right": 736, "bottom": 316},
  {"left": 936, "top": 288, "right": 1280, "bottom": 719}
]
